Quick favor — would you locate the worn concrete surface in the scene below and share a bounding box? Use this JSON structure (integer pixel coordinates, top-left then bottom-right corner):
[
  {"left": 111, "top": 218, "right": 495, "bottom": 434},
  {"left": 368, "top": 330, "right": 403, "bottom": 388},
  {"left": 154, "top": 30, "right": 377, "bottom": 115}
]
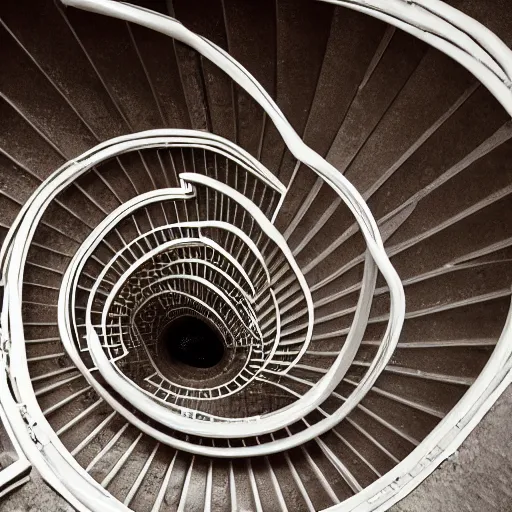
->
[
  {"left": 392, "top": 383, "right": 512, "bottom": 512},
  {"left": 0, "top": 0, "right": 511, "bottom": 510},
  {"left": 0, "top": 471, "right": 73, "bottom": 512}
]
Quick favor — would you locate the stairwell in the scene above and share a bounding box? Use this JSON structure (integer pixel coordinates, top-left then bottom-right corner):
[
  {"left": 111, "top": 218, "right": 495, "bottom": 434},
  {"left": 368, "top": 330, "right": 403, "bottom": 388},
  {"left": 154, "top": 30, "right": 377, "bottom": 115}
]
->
[{"left": 1, "top": 1, "right": 512, "bottom": 511}]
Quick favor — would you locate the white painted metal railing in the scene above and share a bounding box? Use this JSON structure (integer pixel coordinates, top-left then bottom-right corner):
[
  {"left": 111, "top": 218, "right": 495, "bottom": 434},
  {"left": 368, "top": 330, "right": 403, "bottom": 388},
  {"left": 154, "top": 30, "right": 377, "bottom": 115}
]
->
[{"left": 1, "top": 1, "right": 512, "bottom": 511}]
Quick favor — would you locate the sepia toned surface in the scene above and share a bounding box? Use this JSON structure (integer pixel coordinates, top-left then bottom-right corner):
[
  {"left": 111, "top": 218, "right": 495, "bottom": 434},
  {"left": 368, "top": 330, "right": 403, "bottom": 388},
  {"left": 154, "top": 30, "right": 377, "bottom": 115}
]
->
[{"left": 1, "top": 0, "right": 512, "bottom": 510}]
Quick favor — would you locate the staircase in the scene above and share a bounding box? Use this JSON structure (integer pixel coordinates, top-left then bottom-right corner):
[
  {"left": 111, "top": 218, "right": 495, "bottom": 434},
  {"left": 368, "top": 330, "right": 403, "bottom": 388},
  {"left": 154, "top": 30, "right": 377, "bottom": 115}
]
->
[{"left": 1, "top": 1, "right": 512, "bottom": 511}]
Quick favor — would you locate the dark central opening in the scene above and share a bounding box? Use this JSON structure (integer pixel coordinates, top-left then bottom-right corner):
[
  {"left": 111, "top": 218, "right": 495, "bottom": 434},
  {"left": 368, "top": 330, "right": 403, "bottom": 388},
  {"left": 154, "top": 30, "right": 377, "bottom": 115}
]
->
[{"left": 162, "top": 315, "right": 225, "bottom": 369}]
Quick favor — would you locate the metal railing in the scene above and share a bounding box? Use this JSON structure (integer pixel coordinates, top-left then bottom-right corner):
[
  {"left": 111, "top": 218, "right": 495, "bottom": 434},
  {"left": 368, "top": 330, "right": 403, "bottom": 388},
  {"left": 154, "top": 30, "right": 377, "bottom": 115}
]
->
[{"left": 1, "top": 1, "right": 512, "bottom": 511}]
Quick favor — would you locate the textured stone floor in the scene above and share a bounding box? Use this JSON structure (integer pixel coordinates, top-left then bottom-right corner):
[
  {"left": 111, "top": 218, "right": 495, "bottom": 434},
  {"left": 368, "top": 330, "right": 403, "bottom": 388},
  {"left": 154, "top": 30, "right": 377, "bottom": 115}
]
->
[
  {"left": 0, "top": 471, "right": 73, "bottom": 512},
  {"left": 393, "top": 383, "right": 512, "bottom": 512}
]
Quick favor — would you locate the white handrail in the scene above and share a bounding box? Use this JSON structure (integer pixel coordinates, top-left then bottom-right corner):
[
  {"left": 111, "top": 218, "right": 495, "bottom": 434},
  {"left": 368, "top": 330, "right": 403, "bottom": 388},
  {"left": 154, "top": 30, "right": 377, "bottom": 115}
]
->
[{"left": 320, "top": 0, "right": 512, "bottom": 116}]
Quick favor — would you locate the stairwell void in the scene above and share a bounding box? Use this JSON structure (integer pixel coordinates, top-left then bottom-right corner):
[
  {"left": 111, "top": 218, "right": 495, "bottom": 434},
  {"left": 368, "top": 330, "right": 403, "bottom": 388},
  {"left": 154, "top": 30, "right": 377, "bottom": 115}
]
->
[
  {"left": 163, "top": 316, "right": 226, "bottom": 369},
  {"left": 0, "top": 1, "right": 512, "bottom": 511}
]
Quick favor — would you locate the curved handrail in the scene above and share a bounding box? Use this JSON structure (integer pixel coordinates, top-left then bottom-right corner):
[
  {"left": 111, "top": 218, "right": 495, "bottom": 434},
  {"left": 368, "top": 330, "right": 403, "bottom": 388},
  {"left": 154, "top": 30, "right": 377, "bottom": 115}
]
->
[
  {"left": 0, "top": 129, "right": 284, "bottom": 270},
  {"left": 1, "top": 0, "right": 402, "bottom": 461},
  {"left": 0, "top": 2, "right": 405, "bottom": 508},
  {"left": 56, "top": 3, "right": 406, "bottom": 375},
  {"left": 320, "top": 0, "right": 512, "bottom": 115},
  {"left": 0, "top": 0, "right": 510, "bottom": 511},
  {"left": 39, "top": 133, "right": 374, "bottom": 445},
  {"left": 317, "top": 0, "right": 512, "bottom": 111}
]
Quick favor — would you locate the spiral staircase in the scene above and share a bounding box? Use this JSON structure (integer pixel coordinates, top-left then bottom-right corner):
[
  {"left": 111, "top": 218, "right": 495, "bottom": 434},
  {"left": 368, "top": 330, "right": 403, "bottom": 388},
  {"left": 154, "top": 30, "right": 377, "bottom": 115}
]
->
[{"left": 1, "top": 1, "right": 512, "bottom": 511}]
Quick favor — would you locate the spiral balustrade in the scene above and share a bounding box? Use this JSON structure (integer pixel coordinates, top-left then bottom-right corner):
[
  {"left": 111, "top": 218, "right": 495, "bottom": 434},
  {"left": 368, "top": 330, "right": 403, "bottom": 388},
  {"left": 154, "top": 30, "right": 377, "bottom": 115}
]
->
[{"left": 1, "top": 0, "right": 512, "bottom": 511}]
